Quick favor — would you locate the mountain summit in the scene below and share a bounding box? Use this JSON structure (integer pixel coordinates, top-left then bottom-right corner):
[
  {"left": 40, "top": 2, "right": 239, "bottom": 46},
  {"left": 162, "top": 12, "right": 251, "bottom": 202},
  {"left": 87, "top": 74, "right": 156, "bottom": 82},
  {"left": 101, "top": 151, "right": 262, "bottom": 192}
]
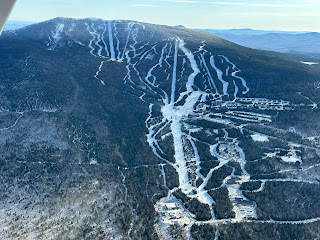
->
[{"left": 0, "top": 17, "right": 320, "bottom": 239}]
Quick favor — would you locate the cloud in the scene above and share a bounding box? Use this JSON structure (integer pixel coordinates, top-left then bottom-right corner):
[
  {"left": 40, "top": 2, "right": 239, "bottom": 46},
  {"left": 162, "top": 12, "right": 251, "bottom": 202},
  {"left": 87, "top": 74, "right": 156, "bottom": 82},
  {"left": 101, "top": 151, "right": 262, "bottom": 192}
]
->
[
  {"left": 209, "top": 2, "right": 305, "bottom": 7},
  {"left": 163, "top": 0, "right": 320, "bottom": 7},
  {"left": 162, "top": 0, "right": 200, "bottom": 3},
  {"left": 169, "top": 0, "right": 199, "bottom": 2},
  {"left": 209, "top": 2, "right": 245, "bottom": 5},
  {"left": 132, "top": 4, "right": 159, "bottom": 7}
]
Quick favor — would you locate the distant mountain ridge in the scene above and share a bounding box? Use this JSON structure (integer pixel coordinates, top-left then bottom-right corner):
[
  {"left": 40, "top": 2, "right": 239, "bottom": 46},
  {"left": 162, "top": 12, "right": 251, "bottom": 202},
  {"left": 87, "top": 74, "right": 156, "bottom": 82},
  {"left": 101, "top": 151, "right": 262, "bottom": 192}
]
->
[
  {"left": 199, "top": 28, "right": 320, "bottom": 57},
  {"left": 4, "top": 20, "right": 36, "bottom": 30},
  {"left": 199, "top": 28, "right": 310, "bottom": 35}
]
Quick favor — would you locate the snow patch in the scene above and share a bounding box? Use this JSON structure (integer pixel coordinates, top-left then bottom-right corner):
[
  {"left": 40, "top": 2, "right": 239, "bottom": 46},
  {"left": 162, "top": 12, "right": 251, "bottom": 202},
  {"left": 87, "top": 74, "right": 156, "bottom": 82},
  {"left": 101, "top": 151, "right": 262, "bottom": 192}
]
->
[
  {"left": 251, "top": 133, "right": 269, "bottom": 142},
  {"left": 47, "top": 23, "right": 65, "bottom": 50},
  {"left": 301, "top": 61, "right": 319, "bottom": 65},
  {"left": 52, "top": 23, "right": 64, "bottom": 43},
  {"left": 281, "top": 154, "right": 302, "bottom": 163}
]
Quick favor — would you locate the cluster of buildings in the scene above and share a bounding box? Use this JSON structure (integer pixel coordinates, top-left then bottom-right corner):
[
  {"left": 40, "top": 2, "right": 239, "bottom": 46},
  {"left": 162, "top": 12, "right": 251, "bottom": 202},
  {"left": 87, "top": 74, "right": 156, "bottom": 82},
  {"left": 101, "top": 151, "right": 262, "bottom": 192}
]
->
[
  {"left": 156, "top": 200, "right": 192, "bottom": 225},
  {"left": 234, "top": 196, "right": 257, "bottom": 220},
  {"left": 216, "top": 142, "right": 242, "bottom": 162},
  {"left": 198, "top": 97, "right": 292, "bottom": 112}
]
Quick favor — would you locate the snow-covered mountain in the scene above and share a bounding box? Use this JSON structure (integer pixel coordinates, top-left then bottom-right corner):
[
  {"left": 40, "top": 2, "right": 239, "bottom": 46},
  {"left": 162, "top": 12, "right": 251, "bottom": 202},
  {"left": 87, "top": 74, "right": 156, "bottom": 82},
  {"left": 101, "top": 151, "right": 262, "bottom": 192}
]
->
[{"left": 0, "top": 17, "right": 320, "bottom": 239}]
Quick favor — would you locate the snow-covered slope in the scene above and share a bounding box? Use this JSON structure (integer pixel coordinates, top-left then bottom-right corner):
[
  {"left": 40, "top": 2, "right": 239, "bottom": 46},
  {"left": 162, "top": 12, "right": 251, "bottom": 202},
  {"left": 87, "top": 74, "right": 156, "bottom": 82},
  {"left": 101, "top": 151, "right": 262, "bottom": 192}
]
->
[{"left": 0, "top": 17, "right": 320, "bottom": 239}]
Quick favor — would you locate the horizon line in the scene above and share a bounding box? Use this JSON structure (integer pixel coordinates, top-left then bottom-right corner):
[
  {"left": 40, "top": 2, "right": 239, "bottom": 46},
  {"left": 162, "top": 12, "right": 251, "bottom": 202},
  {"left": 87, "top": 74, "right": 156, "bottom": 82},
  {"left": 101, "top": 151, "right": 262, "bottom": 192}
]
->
[{"left": 6, "top": 18, "right": 320, "bottom": 33}]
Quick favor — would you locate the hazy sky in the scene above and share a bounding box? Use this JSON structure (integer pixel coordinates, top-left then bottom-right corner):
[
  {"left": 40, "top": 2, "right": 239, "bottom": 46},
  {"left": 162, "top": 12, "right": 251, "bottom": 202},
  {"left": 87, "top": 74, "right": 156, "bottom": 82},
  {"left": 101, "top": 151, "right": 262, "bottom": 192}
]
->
[{"left": 8, "top": 0, "right": 320, "bottom": 31}]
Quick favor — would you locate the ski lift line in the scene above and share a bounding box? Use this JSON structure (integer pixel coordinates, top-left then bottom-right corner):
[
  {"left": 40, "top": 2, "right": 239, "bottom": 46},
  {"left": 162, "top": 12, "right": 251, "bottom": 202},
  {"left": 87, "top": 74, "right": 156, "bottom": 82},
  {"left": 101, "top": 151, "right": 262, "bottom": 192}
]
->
[{"left": 0, "top": 0, "right": 17, "bottom": 36}]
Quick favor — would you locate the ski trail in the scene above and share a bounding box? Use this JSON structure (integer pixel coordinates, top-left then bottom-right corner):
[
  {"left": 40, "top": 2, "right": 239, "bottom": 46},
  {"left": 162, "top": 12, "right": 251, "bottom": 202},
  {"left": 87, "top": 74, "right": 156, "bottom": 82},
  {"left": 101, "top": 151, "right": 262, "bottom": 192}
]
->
[
  {"left": 187, "top": 135, "right": 204, "bottom": 180},
  {"left": 86, "top": 23, "right": 107, "bottom": 85},
  {"left": 52, "top": 23, "right": 64, "bottom": 43},
  {"left": 145, "top": 43, "right": 167, "bottom": 86},
  {"left": 220, "top": 55, "right": 249, "bottom": 94},
  {"left": 198, "top": 55, "right": 210, "bottom": 90},
  {"left": 171, "top": 118, "right": 193, "bottom": 193},
  {"left": 139, "top": 48, "right": 153, "bottom": 61},
  {"left": 108, "top": 21, "right": 116, "bottom": 60},
  {"left": 94, "top": 61, "right": 105, "bottom": 85},
  {"left": 101, "top": 22, "right": 110, "bottom": 57},
  {"left": 215, "top": 225, "right": 220, "bottom": 240},
  {"left": 161, "top": 164, "right": 168, "bottom": 189},
  {"left": 91, "top": 23, "right": 104, "bottom": 57},
  {"left": 152, "top": 121, "right": 170, "bottom": 155},
  {"left": 179, "top": 58, "right": 186, "bottom": 82},
  {"left": 47, "top": 23, "right": 64, "bottom": 50},
  {"left": 226, "top": 66, "right": 230, "bottom": 76},
  {"left": 179, "top": 40, "right": 200, "bottom": 93},
  {"left": 195, "top": 40, "right": 206, "bottom": 54},
  {"left": 171, "top": 40, "right": 179, "bottom": 103},
  {"left": 198, "top": 161, "right": 226, "bottom": 194},
  {"left": 165, "top": 42, "right": 173, "bottom": 68},
  {"left": 201, "top": 54, "right": 219, "bottom": 95},
  {"left": 252, "top": 180, "right": 266, "bottom": 193},
  {"left": 121, "top": 23, "right": 133, "bottom": 61},
  {"left": 86, "top": 23, "right": 97, "bottom": 57},
  {"left": 130, "top": 27, "right": 139, "bottom": 58},
  {"left": 130, "top": 56, "right": 159, "bottom": 93},
  {"left": 146, "top": 104, "right": 172, "bottom": 163},
  {"left": 0, "top": 113, "right": 24, "bottom": 132},
  {"left": 163, "top": 42, "right": 173, "bottom": 81},
  {"left": 232, "top": 70, "right": 249, "bottom": 94},
  {"left": 152, "top": 45, "right": 159, "bottom": 55},
  {"left": 158, "top": 44, "right": 167, "bottom": 68},
  {"left": 124, "top": 50, "right": 134, "bottom": 85},
  {"left": 139, "top": 92, "right": 146, "bottom": 102},
  {"left": 113, "top": 22, "right": 122, "bottom": 61},
  {"left": 210, "top": 56, "right": 229, "bottom": 95}
]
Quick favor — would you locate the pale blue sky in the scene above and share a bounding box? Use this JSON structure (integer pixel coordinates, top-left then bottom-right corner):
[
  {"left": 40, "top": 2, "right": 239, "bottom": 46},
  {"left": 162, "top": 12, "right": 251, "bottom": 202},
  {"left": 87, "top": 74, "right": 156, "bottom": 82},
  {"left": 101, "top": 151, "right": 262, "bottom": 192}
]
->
[{"left": 9, "top": 0, "right": 320, "bottom": 31}]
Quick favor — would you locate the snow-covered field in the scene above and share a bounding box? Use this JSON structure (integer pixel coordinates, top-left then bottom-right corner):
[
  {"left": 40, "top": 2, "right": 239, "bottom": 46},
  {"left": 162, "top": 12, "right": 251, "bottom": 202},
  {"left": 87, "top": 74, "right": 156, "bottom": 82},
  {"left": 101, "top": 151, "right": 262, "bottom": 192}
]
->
[
  {"left": 301, "top": 61, "right": 319, "bottom": 65},
  {"left": 251, "top": 133, "right": 269, "bottom": 142}
]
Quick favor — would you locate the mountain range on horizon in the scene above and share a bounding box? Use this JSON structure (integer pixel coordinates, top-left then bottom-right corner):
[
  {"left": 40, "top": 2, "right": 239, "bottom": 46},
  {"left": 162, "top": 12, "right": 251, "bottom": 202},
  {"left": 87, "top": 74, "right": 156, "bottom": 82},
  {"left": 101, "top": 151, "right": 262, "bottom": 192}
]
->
[
  {"left": 3, "top": 20, "right": 36, "bottom": 31},
  {"left": 5, "top": 20, "right": 320, "bottom": 60},
  {"left": 198, "top": 28, "right": 320, "bottom": 58},
  {"left": 0, "top": 17, "right": 320, "bottom": 239},
  {"left": 6, "top": 20, "right": 318, "bottom": 34}
]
